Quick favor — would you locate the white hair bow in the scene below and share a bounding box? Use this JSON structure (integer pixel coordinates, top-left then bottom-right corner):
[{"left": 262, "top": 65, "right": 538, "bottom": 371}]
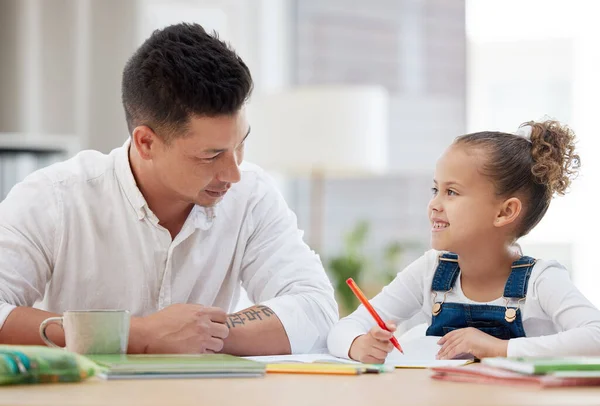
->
[{"left": 514, "top": 125, "right": 532, "bottom": 142}]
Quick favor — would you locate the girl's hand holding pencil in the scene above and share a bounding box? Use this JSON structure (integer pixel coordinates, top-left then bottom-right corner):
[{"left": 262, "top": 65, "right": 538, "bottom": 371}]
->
[
  {"left": 345, "top": 278, "right": 403, "bottom": 364},
  {"left": 348, "top": 321, "right": 398, "bottom": 364}
]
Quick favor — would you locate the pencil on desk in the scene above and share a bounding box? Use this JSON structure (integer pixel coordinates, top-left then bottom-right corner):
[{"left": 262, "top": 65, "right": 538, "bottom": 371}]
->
[
  {"left": 346, "top": 278, "right": 404, "bottom": 354},
  {"left": 265, "top": 363, "right": 361, "bottom": 375}
]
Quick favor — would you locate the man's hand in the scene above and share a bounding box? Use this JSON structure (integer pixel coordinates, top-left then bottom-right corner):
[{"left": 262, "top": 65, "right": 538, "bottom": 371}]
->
[
  {"left": 437, "top": 327, "right": 508, "bottom": 360},
  {"left": 348, "top": 321, "right": 397, "bottom": 364},
  {"left": 133, "top": 304, "right": 229, "bottom": 354}
]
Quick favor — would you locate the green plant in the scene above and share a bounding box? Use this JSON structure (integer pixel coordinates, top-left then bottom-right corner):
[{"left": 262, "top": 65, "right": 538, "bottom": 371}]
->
[
  {"left": 327, "top": 221, "right": 423, "bottom": 316},
  {"left": 381, "top": 241, "right": 404, "bottom": 285},
  {"left": 327, "top": 220, "right": 369, "bottom": 314}
]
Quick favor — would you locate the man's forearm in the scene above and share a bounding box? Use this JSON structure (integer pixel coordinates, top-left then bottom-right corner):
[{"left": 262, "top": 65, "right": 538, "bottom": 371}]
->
[
  {"left": 0, "top": 305, "right": 291, "bottom": 355},
  {"left": 0, "top": 307, "right": 65, "bottom": 346},
  {"left": 0, "top": 306, "right": 148, "bottom": 353},
  {"left": 221, "top": 305, "right": 291, "bottom": 356}
]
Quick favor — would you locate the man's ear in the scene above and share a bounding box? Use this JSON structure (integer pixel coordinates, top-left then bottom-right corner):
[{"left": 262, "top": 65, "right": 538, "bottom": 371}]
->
[
  {"left": 131, "top": 125, "right": 159, "bottom": 160},
  {"left": 494, "top": 197, "right": 522, "bottom": 228}
]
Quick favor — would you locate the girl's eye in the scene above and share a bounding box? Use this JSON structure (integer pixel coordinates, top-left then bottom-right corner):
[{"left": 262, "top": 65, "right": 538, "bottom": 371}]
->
[
  {"left": 431, "top": 187, "right": 438, "bottom": 196},
  {"left": 447, "top": 189, "right": 457, "bottom": 196}
]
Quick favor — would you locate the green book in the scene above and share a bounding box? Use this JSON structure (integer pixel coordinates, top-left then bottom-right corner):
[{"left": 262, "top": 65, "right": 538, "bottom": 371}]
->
[
  {"left": 482, "top": 357, "right": 600, "bottom": 375},
  {"left": 87, "top": 354, "right": 266, "bottom": 380}
]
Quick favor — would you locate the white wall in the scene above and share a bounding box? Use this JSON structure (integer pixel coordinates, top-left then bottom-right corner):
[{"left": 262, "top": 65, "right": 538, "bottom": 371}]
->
[
  {"left": 466, "top": 0, "right": 600, "bottom": 305},
  {"left": 0, "top": 0, "right": 292, "bottom": 154},
  {"left": 283, "top": 0, "right": 466, "bottom": 263},
  {"left": 293, "top": 0, "right": 466, "bottom": 175}
]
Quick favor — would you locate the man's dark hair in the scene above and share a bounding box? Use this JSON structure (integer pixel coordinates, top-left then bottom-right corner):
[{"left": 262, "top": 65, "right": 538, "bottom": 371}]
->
[{"left": 122, "top": 23, "right": 253, "bottom": 141}]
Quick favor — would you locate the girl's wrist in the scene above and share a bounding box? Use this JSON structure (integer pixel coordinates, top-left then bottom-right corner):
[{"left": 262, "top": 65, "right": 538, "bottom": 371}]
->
[{"left": 495, "top": 339, "right": 509, "bottom": 357}]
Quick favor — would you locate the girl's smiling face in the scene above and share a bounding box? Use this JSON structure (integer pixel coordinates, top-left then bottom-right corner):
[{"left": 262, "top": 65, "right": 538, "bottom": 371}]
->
[{"left": 427, "top": 144, "right": 508, "bottom": 253}]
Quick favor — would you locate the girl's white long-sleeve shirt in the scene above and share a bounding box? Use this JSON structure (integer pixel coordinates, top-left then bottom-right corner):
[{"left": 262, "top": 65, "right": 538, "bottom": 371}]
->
[{"left": 327, "top": 249, "right": 600, "bottom": 358}]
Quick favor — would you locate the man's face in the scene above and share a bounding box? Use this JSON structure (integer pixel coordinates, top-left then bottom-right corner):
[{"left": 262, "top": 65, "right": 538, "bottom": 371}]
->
[{"left": 149, "top": 109, "right": 250, "bottom": 207}]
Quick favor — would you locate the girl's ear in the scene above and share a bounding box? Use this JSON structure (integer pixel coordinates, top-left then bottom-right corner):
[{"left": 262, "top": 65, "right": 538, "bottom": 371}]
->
[{"left": 494, "top": 197, "right": 522, "bottom": 228}]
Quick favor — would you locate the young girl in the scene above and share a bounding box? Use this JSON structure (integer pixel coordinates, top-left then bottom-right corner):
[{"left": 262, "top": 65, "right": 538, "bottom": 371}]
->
[{"left": 327, "top": 120, "right": 600, "bottom": 364}]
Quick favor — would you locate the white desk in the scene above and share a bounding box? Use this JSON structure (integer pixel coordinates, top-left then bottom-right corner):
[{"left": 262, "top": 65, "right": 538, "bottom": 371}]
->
[{"left": 2, "top": 369, "right": 600, "bottom": 406}]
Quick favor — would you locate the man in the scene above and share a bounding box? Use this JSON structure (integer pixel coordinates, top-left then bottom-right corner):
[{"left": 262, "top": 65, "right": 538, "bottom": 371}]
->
[{"left": 0, "top": 23, "right": 338, "bottom": 355}]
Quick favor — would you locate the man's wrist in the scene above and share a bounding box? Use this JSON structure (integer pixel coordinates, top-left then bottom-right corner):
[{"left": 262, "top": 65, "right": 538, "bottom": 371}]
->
[{"left": 128, "top": 316, "right": 149, "bottom": 354}]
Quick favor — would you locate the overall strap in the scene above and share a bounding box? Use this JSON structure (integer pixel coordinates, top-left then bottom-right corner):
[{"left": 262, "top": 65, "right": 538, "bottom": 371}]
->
[
  {"left": 431, "top": 252, "right": 460, "bottom": 291},
  {"left": 503, "top": 256, "right": 536, "bottom": 299}
]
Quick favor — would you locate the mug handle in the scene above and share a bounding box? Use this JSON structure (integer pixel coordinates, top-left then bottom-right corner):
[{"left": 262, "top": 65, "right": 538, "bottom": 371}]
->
[{"left": 39, "top": 317, "right": 64, "bottom": 348}]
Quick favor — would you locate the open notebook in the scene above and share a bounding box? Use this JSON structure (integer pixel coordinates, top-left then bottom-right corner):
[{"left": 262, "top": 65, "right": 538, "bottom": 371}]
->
[
  {"left": 385, "top": 335, "right": 473, "bottom": 368},
  {"left": 246, "top": 336, "right": 473, "bottom": 368}
]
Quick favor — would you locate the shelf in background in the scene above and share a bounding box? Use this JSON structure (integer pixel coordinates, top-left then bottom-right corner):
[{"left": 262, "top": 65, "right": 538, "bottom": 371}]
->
[
  {"left": 0, "top": 133, "right": 80, "bottom": 201},
  {"left": 0, "top": 133, "right": 80, "bottom": 156}
]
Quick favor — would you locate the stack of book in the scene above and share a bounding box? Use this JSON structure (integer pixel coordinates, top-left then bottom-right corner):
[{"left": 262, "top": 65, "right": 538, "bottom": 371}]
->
[
  {"left": 431, "top": 357, "right": 600, "bottom": 387},
  {"left": 88, "top": 354, "right": 266, "bottom": 380}
]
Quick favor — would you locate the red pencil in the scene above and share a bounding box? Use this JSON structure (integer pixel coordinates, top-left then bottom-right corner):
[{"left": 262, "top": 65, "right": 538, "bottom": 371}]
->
[{"left": 346, "top": 278, "right": 403, "bottom": 354}]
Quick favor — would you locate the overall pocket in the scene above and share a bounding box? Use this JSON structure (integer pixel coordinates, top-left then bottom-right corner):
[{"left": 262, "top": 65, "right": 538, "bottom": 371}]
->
[{"left": 443, "top": 321, "right": 511, "bottom": 340}]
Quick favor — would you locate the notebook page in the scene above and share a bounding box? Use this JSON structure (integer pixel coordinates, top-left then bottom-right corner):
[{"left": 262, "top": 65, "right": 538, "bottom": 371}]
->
[{"left": 384, "top": 336, "right": 473, "bottom": 368}]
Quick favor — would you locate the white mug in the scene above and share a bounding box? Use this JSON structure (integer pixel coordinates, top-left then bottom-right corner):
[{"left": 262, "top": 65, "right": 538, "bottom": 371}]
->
[{"left": 39, "top": 310, "right": 130, "bottom": 355}]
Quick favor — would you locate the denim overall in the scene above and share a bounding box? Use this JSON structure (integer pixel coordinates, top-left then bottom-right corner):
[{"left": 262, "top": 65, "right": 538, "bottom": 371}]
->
[{"left": 425, "top": 252, "right": 536, "bottom": 339}]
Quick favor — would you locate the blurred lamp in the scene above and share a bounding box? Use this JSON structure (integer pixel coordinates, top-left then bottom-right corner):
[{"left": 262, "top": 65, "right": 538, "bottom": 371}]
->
[{"left": 246, "top": 85, "right": 389, "bottom": 252}]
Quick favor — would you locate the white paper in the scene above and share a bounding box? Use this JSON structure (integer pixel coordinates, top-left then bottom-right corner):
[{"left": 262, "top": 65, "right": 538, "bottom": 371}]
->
[
  {"left": 380, "top": 336, "right": 472, "bottom": 367},
  {"left": 244, "top": 336, "right": 473, "bottom": 369},
  {"left": 244, "top": 354, "right": 358, "bottom": 365}
]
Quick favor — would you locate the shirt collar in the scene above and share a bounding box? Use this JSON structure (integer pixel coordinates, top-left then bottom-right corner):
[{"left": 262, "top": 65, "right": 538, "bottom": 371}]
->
[
  {"left": 114, "top": 138, "right": 217, "bottom": 230},
  {"left": 190, "top": 205, "right": 217, "bottom": 231},
  {"left": 115, "top": 139, "right": 148, "bottom": 220}
]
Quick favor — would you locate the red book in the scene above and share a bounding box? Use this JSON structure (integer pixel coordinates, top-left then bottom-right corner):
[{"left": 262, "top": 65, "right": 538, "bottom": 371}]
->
[{"left": 431, "top": 364, "right": 600, "bottom": 388}]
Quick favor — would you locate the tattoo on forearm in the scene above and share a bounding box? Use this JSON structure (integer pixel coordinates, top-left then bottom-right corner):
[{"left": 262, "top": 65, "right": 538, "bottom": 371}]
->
[{"left": 225, "top": 305, "right": 275, "bottom": 328}]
